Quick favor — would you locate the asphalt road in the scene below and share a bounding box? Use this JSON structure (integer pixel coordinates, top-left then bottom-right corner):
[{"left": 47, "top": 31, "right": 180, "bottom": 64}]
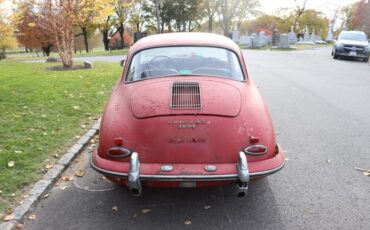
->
[{"left": 23, "top": 47, "right": 370, "bottom": 230}]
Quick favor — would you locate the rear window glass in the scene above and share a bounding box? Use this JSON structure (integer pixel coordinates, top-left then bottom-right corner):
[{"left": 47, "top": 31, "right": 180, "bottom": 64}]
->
[{"left": 125, "top": 46, "right": 244, "bottom": 82}]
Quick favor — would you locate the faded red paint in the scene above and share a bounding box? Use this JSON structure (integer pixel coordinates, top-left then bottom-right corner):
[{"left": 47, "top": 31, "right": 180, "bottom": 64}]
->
[{"left": 92, "top": 32, "right": 285, "bottom": 188}]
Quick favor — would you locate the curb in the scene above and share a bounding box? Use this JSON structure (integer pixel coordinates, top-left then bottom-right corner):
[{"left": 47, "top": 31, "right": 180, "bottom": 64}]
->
[{"left": 0, "top": 120, "right": 100, "bottom": 229}]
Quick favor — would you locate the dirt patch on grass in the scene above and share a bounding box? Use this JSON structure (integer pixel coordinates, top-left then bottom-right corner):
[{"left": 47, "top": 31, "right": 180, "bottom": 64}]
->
[{"left": 46, "top": 65, "right": 86, "bottom": 71}]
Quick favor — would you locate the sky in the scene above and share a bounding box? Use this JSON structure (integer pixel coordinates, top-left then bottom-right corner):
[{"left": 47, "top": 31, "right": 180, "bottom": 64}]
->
[{"left": 259, "top": 0, "right": 359, "bottom": 17}]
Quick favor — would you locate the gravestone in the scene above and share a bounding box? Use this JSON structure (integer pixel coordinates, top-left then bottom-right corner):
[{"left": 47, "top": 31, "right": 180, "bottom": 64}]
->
[
  {"left": 272, "top": 29, "right": 280, "bottom": 46},
  {"left": 310, "top": 29, "right": 317, "bottom": 42},
  {"left": 134, "top": 32, "right": 147, "bottom": 43},
  {"left": 278, "top": 34, "right": 290, "bottom": 49},
  {"left": 84, "top": 61, "right": 93, "bottom": 69},
  {"left": 258, "top": 31, "right": 266, "bottom": 46},
  {"left": 232, "top": 31, "right": 240, "bottom": 43},
  {"left": 304, "top": 25, "right": 310, "bottom": 42},
  {"left": 240, "top": 35, "right": 251, "bottom": 46},
  {"left": 326, "top": 24, "right": 333, "bottom": 42},
  {"left": 288, "top": 26, "right": 297, "bottom": 44},
  {"left": 251, "top": 33, "right": 260, "bottom": 48}
]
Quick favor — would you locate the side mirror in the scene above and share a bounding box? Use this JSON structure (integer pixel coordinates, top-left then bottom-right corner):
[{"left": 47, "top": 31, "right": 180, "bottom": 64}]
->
[{"left": 120, "top": 55, "right": 127, "bottom": 67}]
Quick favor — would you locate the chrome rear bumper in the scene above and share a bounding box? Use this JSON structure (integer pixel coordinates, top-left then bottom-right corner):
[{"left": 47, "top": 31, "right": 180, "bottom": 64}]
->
[{"left": 91, "top": 151, "right": 285, "bottom": 197}]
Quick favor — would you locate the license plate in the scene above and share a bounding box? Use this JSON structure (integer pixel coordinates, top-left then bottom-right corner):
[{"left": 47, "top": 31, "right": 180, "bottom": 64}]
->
[
  {"left": 179, "top": 182, "right": 196, "bottom": 188},
  {"left": 349, "top": 51, "right": 357, "bottom": 56}
]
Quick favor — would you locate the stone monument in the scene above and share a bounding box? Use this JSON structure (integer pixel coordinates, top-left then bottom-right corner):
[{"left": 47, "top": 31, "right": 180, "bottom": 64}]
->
[{"left": 278, "top": 34, "right": 290, "bottom": 49}]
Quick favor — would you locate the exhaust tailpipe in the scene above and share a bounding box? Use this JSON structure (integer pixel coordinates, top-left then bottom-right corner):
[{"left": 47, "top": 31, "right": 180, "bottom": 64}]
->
[
  {"left": 128, "top": 152, "right": 142, "bottom": 196},
  {"left": 235, "top": 181, "right": 248, "bottom": 197}
]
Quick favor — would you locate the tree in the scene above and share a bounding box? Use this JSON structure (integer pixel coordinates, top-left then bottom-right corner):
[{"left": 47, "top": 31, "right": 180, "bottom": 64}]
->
[
  {"left": 241, "top": 14, "right": 286, "bottom": 34},
  {"left": 74, "top": 0, "right": 114, "bottom": 53},
  {"left": 42, "top": 0, "right": 75, "bottom": 67},
  {"left": 351, "top": 0, "right": 370, "bottom": 35},
  {"left": 202, "top": 0, "right": 219, "bottom": 32},
  {"left": 99, "top": 0, "right": 134, "bottom": 51},
  {"left": 129, "top": 0, "right": 150, "bottom": 32},
  {"left": 13, "top": 0, "right": 55, "bottom": 56},
  {"left": 292, "top": 0, "right": 308, "bottom": 32},
  {"left": 298, "top": 10, "right": 328, "bottom": 38},
  {"left": 115, "top": 0, "right": 135, "bottom": 49},
  {"left": 0, "top": 0, "right": 17, "bottom": 59},
  {"left": 217, "top": 0, "right": 260, "bottom": 36}
]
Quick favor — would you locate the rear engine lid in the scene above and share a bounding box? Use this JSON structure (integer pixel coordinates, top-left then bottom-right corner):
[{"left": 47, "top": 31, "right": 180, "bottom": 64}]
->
[{"left": 130, "top": 80, "right": 241, "bottom": 118}]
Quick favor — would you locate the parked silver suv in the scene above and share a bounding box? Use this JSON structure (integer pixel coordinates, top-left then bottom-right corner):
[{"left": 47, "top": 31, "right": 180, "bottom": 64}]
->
[{"left": 332, "top": 31, "right": 370, "bottom": 62}]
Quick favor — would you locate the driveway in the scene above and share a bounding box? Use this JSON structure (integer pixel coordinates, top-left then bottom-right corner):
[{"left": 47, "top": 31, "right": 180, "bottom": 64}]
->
[{"left": 23, "top": 47, "right": 370, "bottom": 230}]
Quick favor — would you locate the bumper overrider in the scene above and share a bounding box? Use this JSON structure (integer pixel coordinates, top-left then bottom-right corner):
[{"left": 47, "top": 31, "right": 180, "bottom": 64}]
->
[{"left": 90, "top": 146, "right": 285, "bottom": 197}]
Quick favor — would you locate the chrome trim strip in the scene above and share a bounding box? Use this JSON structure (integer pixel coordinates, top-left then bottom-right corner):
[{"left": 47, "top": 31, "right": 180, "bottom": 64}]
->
[
  {"left": 243, "top": 145, "right": 268, "bottom": 156},
  {"left": 107, "top": 146, "right": 132, "bottom": 158},
  {"left": 90, "top": 156, "right": 285, "bottom": 182}
]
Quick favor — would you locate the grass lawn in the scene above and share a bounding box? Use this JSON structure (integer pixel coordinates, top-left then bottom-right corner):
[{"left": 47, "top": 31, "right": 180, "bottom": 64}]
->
[
  {"left": 0, "top": 60, "right": 121, "bottom": 215},
  {"left": 6, "top": 48, "right": 128, "bottom": 61}
]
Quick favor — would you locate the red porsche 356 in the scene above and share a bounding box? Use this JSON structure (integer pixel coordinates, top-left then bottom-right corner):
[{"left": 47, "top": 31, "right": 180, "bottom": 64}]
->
[{"left": 91, "top": 32, "right": 285, "bottom": 197}]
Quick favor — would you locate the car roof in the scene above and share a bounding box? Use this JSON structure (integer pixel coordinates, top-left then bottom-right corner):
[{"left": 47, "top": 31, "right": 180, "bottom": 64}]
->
[{"left": 130, "top": 32, "right": 241, "bottom": 54}]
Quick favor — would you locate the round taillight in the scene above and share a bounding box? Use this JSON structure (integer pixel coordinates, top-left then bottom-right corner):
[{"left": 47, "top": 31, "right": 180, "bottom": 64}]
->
[
  {"left": 243, "top": 145, "right": 268, "bottom": 156},
  {"left": 107, "top": 147, "right": 132, "bottom": 158}
]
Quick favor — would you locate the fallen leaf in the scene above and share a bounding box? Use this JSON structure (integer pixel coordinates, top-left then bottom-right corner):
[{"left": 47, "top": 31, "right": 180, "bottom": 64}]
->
[
  {"left": 18, "top": 200, "right": 24, "bottom": 205},
  {"left": 75, "top": 169, "right": 85, "bottom": 177},
  {"left": 80, "top": 125, "right": 87, "bottom": 129},
  {"left": 4, "top": 214, "right": 14, "bottom": 221},
  {"left": 28, "top": 214, "right": 36, "bottom": 220},
  {"left": 8, "top": 161, "right": 15, "bottom": 168},
  {"left": 41, "top": 114, "right": 46, "bottom": 118},
  {"left": 26, "top": 137, "right": 33, "bottom": 141},
  {"left": 204, "top": 205, "right": 212, "bottom": 210},
  {"left": 43, "top": 132, "right": 47, "bottom": 136},
  {"left": 355, "top": 167, "right": 368, "bottom": 172},
  {"left": 112, "top": 206, "right": 118, "bottom": 211},
  {"left": 142, "top": 208, "right": 151, "bottom": 214},
  {"left": 0, "top": 190, "right": 2, "bottom": 194},
  {"left": 43, "top": 193, "right": 50, "bottom": 199},
  {"left": 60, "top": 186, "right": 68, "bottom": 190},
  {"left": 53, "top": 153, "right": 59, "bottom": 158},
  {"left": 75, "top": 135, "right": 81, "bottom": 139},
  {"left": 15, "top": 223, "right": 24, "bottom": 229},
  {"left": 45, "top": 163, "right": 54, "bottom": 169},
  {"left": 61, "top": 176, "right": 73, "bottom": 181},
  {"left": 14, "top": 150, "right": 22, "bottom": 154},
  {"left": 23, "top": 195, "right": 29, "bottom": 199},
  {"left": 184, "top": 220, "right": 192, "bottom": 225},
  {"left": 73, "top": 106, "right": 80, "bottom": 110},
  {"left": 11, "top": 193, "right": 16, "bottom": 197}
]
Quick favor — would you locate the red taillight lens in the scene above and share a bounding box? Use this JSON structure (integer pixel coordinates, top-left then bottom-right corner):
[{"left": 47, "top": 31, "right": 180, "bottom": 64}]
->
[
  {"left": 113, "top": 138, "right": 124, "bottom": 146},
  {"left": 249, "top": 136, "right": 259, "bottom": 144},
  {"left": 107, "top": 147, "right": 132, "bottom": 158},
  {"left": 243, "top": 145, "right": 268, "bottom": 156}
]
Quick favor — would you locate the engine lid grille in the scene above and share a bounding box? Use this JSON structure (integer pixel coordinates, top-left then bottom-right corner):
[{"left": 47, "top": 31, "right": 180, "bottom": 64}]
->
[{"left": 171, "top": 82, "right": 201, "bottom": 109}]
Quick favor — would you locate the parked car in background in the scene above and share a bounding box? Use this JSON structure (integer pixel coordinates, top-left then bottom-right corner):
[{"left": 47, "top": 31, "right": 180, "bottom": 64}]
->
[
  {"left": 332, "top": 31, "right": 370, "bottom": 62},
  {"left": 91, "top": 33, "right": 285, "bottom": 197}
]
